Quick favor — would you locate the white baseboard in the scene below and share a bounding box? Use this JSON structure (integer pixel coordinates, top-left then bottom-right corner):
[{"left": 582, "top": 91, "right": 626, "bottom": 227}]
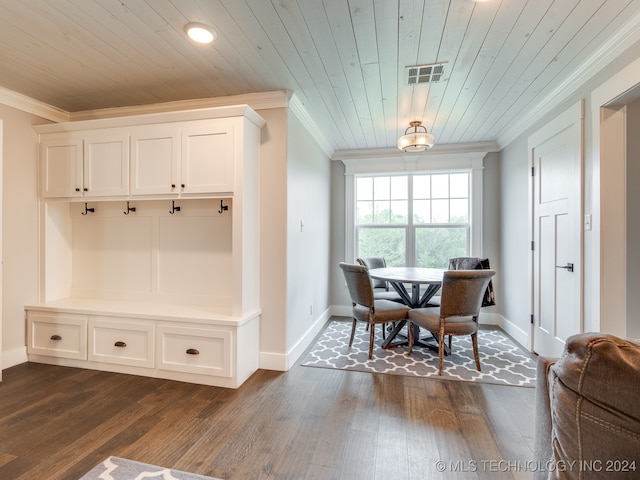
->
[
  {"left": 3, "top": 346, "right": 28, "bottom": 370},
  {"left": 258, "top": 306, "right": 332, "bottom": 371},
  {"left": 496, "top": 315, "right": 532, "bottom": 351}
]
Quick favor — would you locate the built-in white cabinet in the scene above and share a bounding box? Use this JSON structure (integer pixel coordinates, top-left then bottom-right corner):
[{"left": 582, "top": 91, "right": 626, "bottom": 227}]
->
[
  {"left": 40, "top": 131, "right": 129, "bottom": 198},
  {"left": 129, "top": 120, "right": 234, "bottom": 196},
  {"left": 130, "top": 126, "right": 180, "bottom": 195},
  {"left": 28, "top": 105, "right": 264, "bottom": 388}
]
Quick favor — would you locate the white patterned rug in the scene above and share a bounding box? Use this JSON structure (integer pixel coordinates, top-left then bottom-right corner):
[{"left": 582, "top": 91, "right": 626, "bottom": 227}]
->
[
  {"left": 301, "top": 320, "right": 537, "bottom": 387},
  {"left": 80, "top": 456, "right": 221, "bottom": 480}
]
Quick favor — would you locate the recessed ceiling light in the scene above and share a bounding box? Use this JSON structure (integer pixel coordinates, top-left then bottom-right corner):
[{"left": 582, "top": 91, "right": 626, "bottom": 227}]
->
[{"left": 185, "top": 23, "right": 216, "bottom": 44}]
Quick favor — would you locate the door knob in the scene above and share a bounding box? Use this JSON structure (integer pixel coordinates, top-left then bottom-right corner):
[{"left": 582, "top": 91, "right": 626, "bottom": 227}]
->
[{"left": 555, "top": 263, "right": 574, "bottom": 272}]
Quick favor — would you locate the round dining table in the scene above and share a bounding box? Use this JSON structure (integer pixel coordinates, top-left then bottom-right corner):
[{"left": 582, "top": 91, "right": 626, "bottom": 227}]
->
[
  {"left": 368, "top": 267, "right": 444, "bottom": 308},
  {"left": 368, "top": 267, "right": 446, "bottom": 352}
]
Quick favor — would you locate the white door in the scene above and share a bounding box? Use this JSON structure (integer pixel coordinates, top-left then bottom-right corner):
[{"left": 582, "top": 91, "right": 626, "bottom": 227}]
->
[{"left": 530, "top": 102, "right": 583, "bottom": 358}]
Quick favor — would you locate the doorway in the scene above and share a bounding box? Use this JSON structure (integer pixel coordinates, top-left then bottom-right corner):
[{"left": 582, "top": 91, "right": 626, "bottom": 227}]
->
[{"left": 591, "top": 57, "right": 640, "bottom": 339}]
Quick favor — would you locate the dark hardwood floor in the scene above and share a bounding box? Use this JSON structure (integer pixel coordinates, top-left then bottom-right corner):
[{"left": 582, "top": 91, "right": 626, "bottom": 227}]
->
[{"left": 0, "top": 326, "right": 537, "bottom": 480}]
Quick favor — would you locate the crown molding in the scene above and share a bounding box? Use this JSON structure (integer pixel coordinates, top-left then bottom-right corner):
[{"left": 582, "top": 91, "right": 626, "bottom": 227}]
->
[
  {"left": 0, "top": 86, "right": 69, "bottom": 122},
  {"left": 332, "top": 141, "right": 499, "bottom": 162},
  {"left": 69, "top": 90, "right": 292, "bottom": 121},
  {"left": 497, "top": 7, "right": 640, "bottom": 149},
  {"left": 287, "top": 93, "right": 334, "bottom": 158}
]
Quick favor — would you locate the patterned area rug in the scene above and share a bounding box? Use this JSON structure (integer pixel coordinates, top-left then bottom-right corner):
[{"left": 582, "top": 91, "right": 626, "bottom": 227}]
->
[
  {"left": 80, "top": 456, "right": 221, "bottom": 480},
  {"left": 301, "top": 320, "right": 537, "bottom": 387}
]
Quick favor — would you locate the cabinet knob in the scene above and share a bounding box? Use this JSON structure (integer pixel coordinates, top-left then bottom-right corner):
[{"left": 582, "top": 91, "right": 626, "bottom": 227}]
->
[
  {"left": 114, "top": 341, "right": 127, "bottom": 347},
  {"left": 50, "top": 334, "right": 62, "bottom": 341},
  {"left": 186, "top": 348, "right": 199, "bottom": 355},
  {"left": 181, "top": 183, "right": 185, "bottom": 188},
  {"left": 171, "top": 184, "right": 176, "bottom": 189},
  {"left": 75, "top": 188, "right": 80, "bottom": 192},
  {"left": 83, "top": 188, "right": 88, "bottom": 192}
]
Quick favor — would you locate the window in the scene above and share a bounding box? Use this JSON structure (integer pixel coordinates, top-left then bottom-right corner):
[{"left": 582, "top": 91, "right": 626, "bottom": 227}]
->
[{"left": 355, "top": 173, "right": 470, "bottom": 268}]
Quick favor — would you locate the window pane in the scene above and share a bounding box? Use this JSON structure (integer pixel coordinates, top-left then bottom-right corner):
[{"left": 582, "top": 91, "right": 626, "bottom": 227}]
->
[
  {"left": 357, "top": 200, "right": 373, "bottom": 224},
  {"left": 374, "top": 201, "right": 390, "bottom": 224},
  {"left": 450, "top": 199, "right": 468, "bottom": 223},
  {"left": 414, "top": 175, "right": 430, "bottom": 199},
  {"left": 432, "top": 199, "right": 449, "bottom": 223},
  {"left": 431, "top": 174, "right": 449, "bottom": 198},
  {"left": 373, "top": 177, "right": 390, "bottom": 200},
  {"left": 390, "top": 200, "right": 408, "bottom": 223},
  {"left": 450, "top": 173, "right": 468, "bottom": 198},
  {"left": 390, "top": 176, "right": 408, "bottom": 199},
  {"left": 356, "top": 177, "right": 373, "bottom": 201},
  {"left": 357, "top": 227, "right": 406, "bottom": 267},
  {"left": 415, "top": 227, "right": 468, "bottom": 268},
  {"left": 413, "top": 199, "right": 430, "bottom": 224}
]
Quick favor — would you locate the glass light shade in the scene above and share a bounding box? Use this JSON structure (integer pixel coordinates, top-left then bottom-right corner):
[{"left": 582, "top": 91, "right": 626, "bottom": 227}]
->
[
  {"left": 397, "top": 121, "right": 435, "bottom": 152},
  {"left": 185, "top": 23, "right": 216, "bottom": 44}
]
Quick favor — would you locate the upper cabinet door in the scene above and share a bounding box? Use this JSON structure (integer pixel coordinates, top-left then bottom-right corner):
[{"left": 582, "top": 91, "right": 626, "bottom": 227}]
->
[
  {"left": 83, "top": 133, "right": 130, "bottom": 197},
  {"left": 181, "top": 122, "right": 234, "bottom": 194},
  {"left": 40, "top": 134, "right": 83, "bottom": 198},
  {"left": 130, "top": 126, "right": 180, "bottom": 196}
]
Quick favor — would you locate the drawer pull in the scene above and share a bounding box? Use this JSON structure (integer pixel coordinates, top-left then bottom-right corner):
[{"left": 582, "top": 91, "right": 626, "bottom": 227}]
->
[
  {"left": 50, "top": 334, "right": 62, "bottom": 341},
  {"left": 186, "top": 348, "right": 199, "bottom": 355},
  {"left": 114, "top": 341, "right": 127, "bottom": 347}
]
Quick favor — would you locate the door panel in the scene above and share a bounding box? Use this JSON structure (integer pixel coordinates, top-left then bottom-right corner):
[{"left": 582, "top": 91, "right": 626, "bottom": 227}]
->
[{"left": 530, "top": 102, "right": 583, "bottom": 358}]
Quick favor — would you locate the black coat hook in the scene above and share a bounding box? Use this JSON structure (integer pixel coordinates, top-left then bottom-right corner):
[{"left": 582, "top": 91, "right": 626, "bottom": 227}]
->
[
  {"left": 218, "top": 199, "right": 229, "bottom": 214},
  {"left": 123, "top": 201, "right": 136, "bottom": 215},
  {"left": 169, "top": 200, "right": 181, "bottom": 214},
  {"left": 81, "top": 203, "right": 95, "bottom": 215}
]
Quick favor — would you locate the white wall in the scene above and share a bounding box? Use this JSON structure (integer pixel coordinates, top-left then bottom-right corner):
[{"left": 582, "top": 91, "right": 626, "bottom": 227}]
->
[
  {"left": 285, "top": 111, "right": 331, "bottom": 362},
  {"left": 256, "top": 108, "right": 289, "bottom": 367},
  {"left": 256, "top": 107, "right": 332, "bottom": 370},
  {"left": 497, "top": 135, "right": 531, "bottom": 339},
  {"left": 0, "top": 104, "right": 45, "bottom": 367},
  {"left": 498, "top": 40, "right": 640, "bottom": 343}
]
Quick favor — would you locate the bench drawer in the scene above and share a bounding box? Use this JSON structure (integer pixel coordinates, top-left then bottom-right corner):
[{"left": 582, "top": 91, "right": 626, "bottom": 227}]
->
[
  {"left": 89, "top": 318, "right": 154, "bottom": 368},
  {"left": 28, "top": 313, "right": 87, "bottom": 360},
  {"left": 156, "top": 325, "right": 231, "bottom": 377}
]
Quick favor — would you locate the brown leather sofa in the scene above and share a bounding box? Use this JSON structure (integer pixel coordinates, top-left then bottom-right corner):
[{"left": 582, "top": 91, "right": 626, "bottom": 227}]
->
[{"left": 533, "top": 333, "right": 640, "bottom": 479}]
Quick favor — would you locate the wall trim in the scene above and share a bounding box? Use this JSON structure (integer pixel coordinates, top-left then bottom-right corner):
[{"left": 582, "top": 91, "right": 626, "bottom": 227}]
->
[
  {"left": 288, "top": 93, "right": 334, "bottom": 158},
  {"left": 258, "top": 307, "right": 332, "bottom": 371},
  {"left": 0, "top": 86, "right": 69, "bottom": 123},
  {"left": 2, "top": 346, "right": 28, "bottom": 370},
  {"left": 69, "top": 90, "right": 292, "bottom": 122},
  {"left": 497, "top": 7, "right": 640, "bottom": 149}
]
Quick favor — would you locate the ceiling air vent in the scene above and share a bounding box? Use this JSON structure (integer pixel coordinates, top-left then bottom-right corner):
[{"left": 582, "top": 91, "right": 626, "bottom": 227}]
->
[{"left": 405, "top": 63, "right": 446, "bottom": 85}]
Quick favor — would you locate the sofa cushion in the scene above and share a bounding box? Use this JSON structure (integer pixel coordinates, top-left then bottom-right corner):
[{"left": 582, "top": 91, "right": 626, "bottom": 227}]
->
[{"left": 548, "top": 333, "right": 640, "bottom": 479}]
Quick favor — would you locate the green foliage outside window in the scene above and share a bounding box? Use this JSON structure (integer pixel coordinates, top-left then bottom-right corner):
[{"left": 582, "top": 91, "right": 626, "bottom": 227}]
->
[{"left": 355, "top": 173, "right": 470, "bottom": 267}]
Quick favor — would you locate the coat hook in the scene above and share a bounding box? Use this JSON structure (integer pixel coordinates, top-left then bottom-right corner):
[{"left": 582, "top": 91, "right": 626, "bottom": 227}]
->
[
  {"left": 81, "top": 203, "right": 95, "bottom": 215},
  {"left": 218, "top": 199, "right": 229, "bottom": 214},
  {"left": 123, "top": 201, "right": 136, "bottom": 215},
  {"left": 169, "top": 200, "right": 181, "bottom": 214}
]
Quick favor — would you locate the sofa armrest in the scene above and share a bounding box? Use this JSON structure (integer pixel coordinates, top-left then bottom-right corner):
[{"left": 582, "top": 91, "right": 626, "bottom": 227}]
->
[{"left": 533, "top": 356, "right": 556, "bottom": 480}]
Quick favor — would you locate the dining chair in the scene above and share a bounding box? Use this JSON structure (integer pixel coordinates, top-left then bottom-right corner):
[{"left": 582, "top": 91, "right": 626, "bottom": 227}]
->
[
  {"left": 448, "top": 257, "right": 496, "bottom": 306},
  {"left": 339, "top": 262, "right": 410, "bottom": 359},
  {"left": 356, "top": 257, "right": 403, "bottom": 302},
  {"left": 407, "top": 269, "right": 496, "bottom": 374}
]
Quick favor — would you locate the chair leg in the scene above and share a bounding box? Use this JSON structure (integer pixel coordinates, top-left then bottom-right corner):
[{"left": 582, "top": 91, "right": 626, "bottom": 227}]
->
[
  {"left": 407, "top": 321, "right": 413, "bottom": 355},
  {"left": 368, "top": 323, "right": 375, "bottom": 359},
  {"left": 471, "top": 332, "right": 481, "bottom": 372},
  {"left": 448, "top": 335, "right": 452, "bottom": 351},
  {"left": 349, "top": 318, "right": 357, "bottom": 347},
  {"left": 438, "top": 325, "right": 445, "bottom": 375}
]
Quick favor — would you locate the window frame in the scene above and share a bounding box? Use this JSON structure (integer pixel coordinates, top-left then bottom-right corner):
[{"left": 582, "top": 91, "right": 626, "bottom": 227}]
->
[{"left": 343, "top": 154, "right": 485, "bottom": 266}]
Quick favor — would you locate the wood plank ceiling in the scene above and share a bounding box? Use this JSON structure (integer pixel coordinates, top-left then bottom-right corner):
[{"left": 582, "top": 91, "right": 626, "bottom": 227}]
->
[{"left": 0, "top": 0, "right": 639, "bottom": 155}]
